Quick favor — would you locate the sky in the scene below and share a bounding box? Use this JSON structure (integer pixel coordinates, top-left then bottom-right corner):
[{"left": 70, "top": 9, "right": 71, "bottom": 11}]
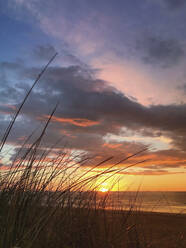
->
[{"left": 0, "top": 0, "right": 186, "bottom": 191}]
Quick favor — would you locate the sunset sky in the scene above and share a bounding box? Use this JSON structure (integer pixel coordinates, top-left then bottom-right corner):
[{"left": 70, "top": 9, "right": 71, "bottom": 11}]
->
[{"left": 0, "top": 0, "right": 186, "bottom": 191}]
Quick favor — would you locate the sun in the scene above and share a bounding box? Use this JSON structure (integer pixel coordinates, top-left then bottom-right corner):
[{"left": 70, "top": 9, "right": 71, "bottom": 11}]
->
[
  {"left": 99, "top": 187, "right": 108, "bottom": 192},
  {"left": 98, "top": 182, "right": 109, "bottom": 192}
]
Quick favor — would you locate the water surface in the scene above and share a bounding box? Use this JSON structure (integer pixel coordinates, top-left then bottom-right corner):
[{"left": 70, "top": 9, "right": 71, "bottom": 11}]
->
[{"left": 99, "top": 191, "right": 186, "bottom": 214}]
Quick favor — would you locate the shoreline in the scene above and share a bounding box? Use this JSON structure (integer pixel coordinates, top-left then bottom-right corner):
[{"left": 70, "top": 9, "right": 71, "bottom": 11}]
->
[{"left": 102, "top": 206, "right": 186, "bottom": 216}]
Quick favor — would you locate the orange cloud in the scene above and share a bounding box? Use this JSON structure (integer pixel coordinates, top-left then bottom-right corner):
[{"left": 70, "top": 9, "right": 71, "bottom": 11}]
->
[
  {"left": 4, "top": 104, "right": 17, "bottom": 111},
  {"left": 42, "top": 115, "right": 100, "bottom": 127},
  {"left": 0, "top": 165, "right": 10, "bottom": 171},
  {"left": 0, "top": 110, "right": 11, "bottom": 115},
  {"left": 60, "top": 130, "right": 76, "bottom": 138},
  {"left": 117, "top": 170, "right": 185, "bottom": 176},
  {"left": 103, "top": 143, "right": 122, "bottom": 149}
]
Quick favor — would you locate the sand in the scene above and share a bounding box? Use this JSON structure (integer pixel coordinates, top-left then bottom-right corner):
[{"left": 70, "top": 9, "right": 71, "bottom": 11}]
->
[{"left": 127, "top": 211, "right": 186, "bottom": 248}]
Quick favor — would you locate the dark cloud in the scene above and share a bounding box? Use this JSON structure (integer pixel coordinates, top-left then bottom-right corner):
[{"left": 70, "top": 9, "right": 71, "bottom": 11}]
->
[
  {"left": 2, "top": 63, "right": 186, "bottom": 128},
  {"left": 138, "top": 36, "right": 184, "bottom": 67},
  {"left": 33, "top": 44, "right": 88, "bottom": 69},
  {"left": 1, "top": 61, "right": 186, "bottom": 135}
]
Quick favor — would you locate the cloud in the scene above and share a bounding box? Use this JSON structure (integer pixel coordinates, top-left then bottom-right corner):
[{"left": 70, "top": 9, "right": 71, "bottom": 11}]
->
[
  {"left": 103, "top": 143, "right": 122, "bottom": 149},
  {"left": 138, "top": 36, "right": 185, "bottom": 67},
  {"left": 42, "top": 115, "right": 100, "bottom": 127},
  {"left": 118, "top": 169, "right": 185, "bottom": 176}
]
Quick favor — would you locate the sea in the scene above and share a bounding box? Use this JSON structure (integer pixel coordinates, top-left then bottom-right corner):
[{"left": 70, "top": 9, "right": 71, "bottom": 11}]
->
[{"left": 98, "top": 191, "right": 186, "bottom": 214}]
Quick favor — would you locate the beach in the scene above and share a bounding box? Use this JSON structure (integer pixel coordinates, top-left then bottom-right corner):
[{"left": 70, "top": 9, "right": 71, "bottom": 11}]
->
[
  {"left": 126, "top": 211, "right": 186, "bottom": 248},
  {"left": 29, "top": 206, "right": 186, "bottom": 248}
]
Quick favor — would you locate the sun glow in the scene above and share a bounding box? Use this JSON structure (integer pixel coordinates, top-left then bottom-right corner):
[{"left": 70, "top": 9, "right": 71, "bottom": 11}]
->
[{"left": 99, "top": 187, "right": 109, "bottom": 192}]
